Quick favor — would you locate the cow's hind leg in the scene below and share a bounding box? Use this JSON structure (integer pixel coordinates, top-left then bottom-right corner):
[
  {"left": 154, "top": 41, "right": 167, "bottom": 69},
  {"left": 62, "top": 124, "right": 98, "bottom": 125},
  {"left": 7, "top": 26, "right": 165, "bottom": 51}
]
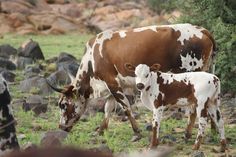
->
[
  {"left": 97, "top": 96, "right": 116, "bottom": 135},
  {"left": 185, "top": 109, "right": 197, "bottom": 140},
  {"left": 208, "top": 105, "right": 227, "bottom": 152},
  {"left": 193, "top": 102, "right": 208, "bottom": 150}
]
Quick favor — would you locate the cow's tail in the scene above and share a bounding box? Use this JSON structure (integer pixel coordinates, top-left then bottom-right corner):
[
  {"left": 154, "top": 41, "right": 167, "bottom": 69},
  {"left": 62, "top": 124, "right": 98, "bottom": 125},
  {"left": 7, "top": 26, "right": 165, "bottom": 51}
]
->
[{"left": 203, "top": 30, "right": 218, "bottom": 74}]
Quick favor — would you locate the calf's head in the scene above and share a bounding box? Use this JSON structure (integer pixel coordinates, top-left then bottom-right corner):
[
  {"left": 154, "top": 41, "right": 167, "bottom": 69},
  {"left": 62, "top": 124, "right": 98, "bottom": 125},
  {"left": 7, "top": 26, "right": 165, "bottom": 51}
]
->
[
  {"left": 46, "top": 81, "right": 86, "bottom": 132},
  {"left": 125, "top": 63, "right": 161, "bottom": 90}
]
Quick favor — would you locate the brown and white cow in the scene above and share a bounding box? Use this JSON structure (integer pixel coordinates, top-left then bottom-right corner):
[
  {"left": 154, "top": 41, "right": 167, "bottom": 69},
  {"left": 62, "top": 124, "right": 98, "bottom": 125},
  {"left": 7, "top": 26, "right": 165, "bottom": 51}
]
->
[
  {"left": 125, "top": 63, "right": 226, "bottom": 151},
  {"left": 48, "top": 23, "right": 216, "bottom": 140}
]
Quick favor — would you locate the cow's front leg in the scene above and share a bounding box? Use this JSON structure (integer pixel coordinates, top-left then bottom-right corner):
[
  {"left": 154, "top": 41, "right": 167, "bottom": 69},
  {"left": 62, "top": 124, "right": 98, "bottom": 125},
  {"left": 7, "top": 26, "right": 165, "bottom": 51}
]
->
[
  {"left": 150, "top": 106, "right": 164, "bottom": 148},
  {"left": 110, "top": 88, "right": 141, "bottom": 141},
  {"left": 97, "top": 96, "right": 116, "bottom": 135}
]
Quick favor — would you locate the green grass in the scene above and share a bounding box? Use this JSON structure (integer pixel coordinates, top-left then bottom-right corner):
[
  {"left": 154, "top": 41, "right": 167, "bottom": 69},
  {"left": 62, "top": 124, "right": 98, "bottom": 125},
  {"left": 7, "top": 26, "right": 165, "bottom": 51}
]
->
[{"left": 0, "top": 33, "right": 93, "bottom": 59}]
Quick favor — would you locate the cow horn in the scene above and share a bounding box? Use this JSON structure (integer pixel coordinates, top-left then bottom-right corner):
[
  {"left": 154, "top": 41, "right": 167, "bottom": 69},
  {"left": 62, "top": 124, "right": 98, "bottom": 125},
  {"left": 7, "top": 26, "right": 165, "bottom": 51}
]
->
[{"left": 45, "top": 78, "right": 64, "bottom": 93}]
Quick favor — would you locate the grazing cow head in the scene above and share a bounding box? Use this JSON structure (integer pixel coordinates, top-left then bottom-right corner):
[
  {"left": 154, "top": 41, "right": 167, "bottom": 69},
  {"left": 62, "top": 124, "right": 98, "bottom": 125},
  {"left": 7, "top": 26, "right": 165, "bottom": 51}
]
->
[
  {"left": 46, "top": 81, "right": 85, "bottom": 132},
  {"left": 125, "top": 63, "right": 161, "bottom": 90}
]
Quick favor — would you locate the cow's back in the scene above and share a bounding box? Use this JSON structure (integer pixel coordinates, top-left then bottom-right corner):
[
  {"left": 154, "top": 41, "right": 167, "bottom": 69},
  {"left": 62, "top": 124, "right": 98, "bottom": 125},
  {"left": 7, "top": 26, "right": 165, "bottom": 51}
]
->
[{"left": 91, "top": 24, "right": 215, "bottom": 78}]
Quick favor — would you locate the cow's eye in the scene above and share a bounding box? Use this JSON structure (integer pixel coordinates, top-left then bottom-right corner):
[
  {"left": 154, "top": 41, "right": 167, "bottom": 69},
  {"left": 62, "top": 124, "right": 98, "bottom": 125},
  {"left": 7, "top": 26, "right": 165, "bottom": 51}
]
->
[{"left": 145, "top": 74, "right": 149, "bottom": 78}]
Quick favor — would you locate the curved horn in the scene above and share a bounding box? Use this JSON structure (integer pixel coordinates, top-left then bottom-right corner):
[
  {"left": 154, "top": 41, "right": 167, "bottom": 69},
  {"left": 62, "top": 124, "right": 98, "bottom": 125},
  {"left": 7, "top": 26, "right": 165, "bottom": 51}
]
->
[{"left": 45, "top": 78, "right": 64, "bottom": 93}]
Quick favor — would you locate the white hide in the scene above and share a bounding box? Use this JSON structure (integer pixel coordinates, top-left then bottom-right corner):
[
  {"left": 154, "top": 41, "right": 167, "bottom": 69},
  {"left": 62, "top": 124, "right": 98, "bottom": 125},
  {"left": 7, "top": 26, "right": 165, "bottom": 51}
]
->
[
  {"left": 96, "top": 30, "right": 113, "bottom": 58},
  {"left": 180, "top": 51, "right": 203, "bottom": 71},
  {"left": 0, "top": 77, "right": 7, "bottom": 94},
  {"left": 118, "top": 30, "right": 127, "bottom": 38},
  {"left": 133, "top": 25, "right": 158, "bottom": 33}
]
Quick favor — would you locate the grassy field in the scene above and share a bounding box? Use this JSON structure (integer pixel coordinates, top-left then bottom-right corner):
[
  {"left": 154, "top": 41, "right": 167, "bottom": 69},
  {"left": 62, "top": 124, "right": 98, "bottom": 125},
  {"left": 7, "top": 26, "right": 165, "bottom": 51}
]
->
[{"left": 1, "top": 34, "right": 236, "bottom": 156}]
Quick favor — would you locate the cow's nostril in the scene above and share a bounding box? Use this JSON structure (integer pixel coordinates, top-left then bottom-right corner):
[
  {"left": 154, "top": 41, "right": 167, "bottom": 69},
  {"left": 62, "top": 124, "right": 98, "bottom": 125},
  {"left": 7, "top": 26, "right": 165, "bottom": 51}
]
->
[{"left": 136, "top": 83, "right": 145, "bottom": 90}]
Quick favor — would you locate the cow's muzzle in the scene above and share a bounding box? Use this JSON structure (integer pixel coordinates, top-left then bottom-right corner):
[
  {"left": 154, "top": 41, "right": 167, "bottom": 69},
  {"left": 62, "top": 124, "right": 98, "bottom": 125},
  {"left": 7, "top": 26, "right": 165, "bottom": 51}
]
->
[
  {"left": 59, "top": 124, "right": 72, "bottom": 132},
  {"left": 136, "top": 83, "right": 145, "bottom": 90}
]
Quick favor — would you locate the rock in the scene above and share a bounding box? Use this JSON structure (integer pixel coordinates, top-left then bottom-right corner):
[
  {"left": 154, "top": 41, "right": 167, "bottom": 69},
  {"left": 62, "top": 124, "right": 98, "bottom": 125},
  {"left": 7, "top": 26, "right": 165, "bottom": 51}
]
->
[
  {"left": 20, "top": 76, "right": 53, "bottom": 95},
  {"left": 1, "top": 0, "right": 33, "bottom": 14},
  {"left": 91, "top": 144, "right": 112, "bottom": 155},
  {"left": 160, "top": 134, "right": 176, "bottom": 145},
  {"left": 11, "top": 99, "right": 26, "bottom": 110},
  {"left": 18, "top": 134, "right": 26, "bottom": 140},
  {"left": 0, "top": 57, "right": 16, "bottom": 70},
  {"left": 18, "top": 39, "right": 44, "bottom": 60},
  {"left": 191, "top": 151, "right": 205, "bottom": 157},
  {"left": 57, "top": 52, "right": 77, "bottom": 63},
  {"left": 130, "top": 134, "right": 142, "bottom": 142},
  {"left": 41, "top": 135, "right": 61, "bottom": 147},
  {"left": 11, "top": 56, "right": 34, "bottom": 70},
  {"left": 22, "top": 142, "right": 37, "bottom": 151},
  {"left": 57, "top": 60, "right": 79, "bottom": 77},
  {"left": 170, "top": 111, "right": 184, "bottom": 120},
  {"left": 144, "top": 123, "right": 152, "bottom": 131},
  {"left": 50, "top": 3, "right": 82, "bottom": 18},
  {"left": 47, "top": 69, "right": 71, "bottom": 85},
  {"left": 42, "top": 130, "right": 68, "bottom": 141},
  {"left": 0, "top": 44, "right": 17, "bottom": 59},
  {"left": 0, "top": 69, "right": 15, "bottom": 82},
  {"left": 24, "top": 64, "right": 42, "bottom": 78},
  {"left": 40, "top": 130, "right": 68, "bottom": 147},
  {"left": 23, "top": 95, "right": 48, "bottom": 115}
]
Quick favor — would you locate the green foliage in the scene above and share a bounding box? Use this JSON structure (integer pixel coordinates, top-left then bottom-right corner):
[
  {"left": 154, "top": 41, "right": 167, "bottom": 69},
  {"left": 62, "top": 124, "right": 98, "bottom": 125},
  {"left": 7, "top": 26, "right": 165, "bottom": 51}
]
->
[
  {"left": 149, "top": 0, "right": 236, "bottom": 94},
  {"left": 147, "top": 0, "right": 177, "bottom": 14}
]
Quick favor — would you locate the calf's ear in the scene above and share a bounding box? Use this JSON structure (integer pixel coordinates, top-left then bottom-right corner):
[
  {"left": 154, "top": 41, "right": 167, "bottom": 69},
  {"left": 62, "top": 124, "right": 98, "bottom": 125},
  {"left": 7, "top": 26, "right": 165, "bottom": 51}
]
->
[
  {"left": 150, "top": 63, "right": 161, "bottom": 72},
  {"left": 124, "top": 63, "right": 135, "bottom": 72}
]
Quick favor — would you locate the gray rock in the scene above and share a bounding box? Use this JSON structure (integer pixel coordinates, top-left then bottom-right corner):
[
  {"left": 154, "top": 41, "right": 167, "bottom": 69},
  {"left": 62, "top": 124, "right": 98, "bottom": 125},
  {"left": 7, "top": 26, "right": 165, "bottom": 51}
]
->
[
  {"left": 144, "top": 123, "right": 152, "bottom": 131},
  {"left": 90, "top": 144, "right": 112, "bottom": 155},
  {"left": 47, "top": 69, "right": 71, "bottom": 85},
  {"left": 20, "top": 76, "right": 53, "bottom": 95},
  {"left": 0, "top": 44, "right": 17, "bottom": 59},
  {"left": 57, "top": 60, "right": 79, "bottom": 77},
  {"left": 0, "top": 57, "right": 16, "bottom": 70},
  {"left": 23, "top": 95, "right": 48, "bottom": 115},
  {"left": 12, "top": 56, "right": 34, "bottom": 70},
  {"left": 18, "top": 39, "right": 45, "bottom": 60},
  {"left": 191, "top": 151, "right": 205, "bottom": 157},
  {"left": 57, "top": 52, "right": 77, "bottom": 63},
  {"left": 40, "top": 130, "right": 68, "bottom": 147},
  {"left": 24, "top": 64, "right": 42, "bottom": 78}
]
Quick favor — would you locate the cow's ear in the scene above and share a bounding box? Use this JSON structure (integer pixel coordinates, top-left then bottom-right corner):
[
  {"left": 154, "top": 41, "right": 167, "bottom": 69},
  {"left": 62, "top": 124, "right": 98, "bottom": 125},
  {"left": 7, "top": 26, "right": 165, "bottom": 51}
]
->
[
  {"left": 150, "top": 64, "right": 161, "bottom": 72},
  {"left": 124, "top": 63, "right": 135, "bottom": 72}
]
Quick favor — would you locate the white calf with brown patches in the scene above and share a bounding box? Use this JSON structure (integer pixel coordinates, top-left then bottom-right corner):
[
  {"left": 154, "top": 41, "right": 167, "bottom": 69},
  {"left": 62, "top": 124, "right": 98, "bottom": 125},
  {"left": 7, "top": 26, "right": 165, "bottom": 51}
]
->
[{"left": 125, "top": 63, "right": 226, "bottom": 151}]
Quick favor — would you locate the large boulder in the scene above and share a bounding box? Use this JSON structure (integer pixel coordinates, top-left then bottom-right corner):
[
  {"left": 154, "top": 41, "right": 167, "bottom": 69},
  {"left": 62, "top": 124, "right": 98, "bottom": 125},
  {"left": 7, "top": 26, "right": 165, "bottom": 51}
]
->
[
  {"left": 18, "top": 39, "right": 45, "bottom": 61},
  {"left": 40, "top": 130, "right": 68, "bottom": 147},
  {"left": 23, "top": 95, "right": 48, "bottom": 115},
  {"left": 19, "top": 76, "right": 53, "bottom": 95},
  {"left": 0, "top": 44, "right": 17, "bottom": 59},
  {"left": 0, "top": 57, "right": 16, "bottom": 70}
]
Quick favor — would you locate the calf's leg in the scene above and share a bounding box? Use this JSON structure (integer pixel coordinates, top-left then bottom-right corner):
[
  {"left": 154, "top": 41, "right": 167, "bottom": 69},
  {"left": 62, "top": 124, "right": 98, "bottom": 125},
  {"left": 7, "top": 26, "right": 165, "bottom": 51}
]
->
[
  {"left": 150, "top": 106, "right": 164, "bottom": 148},
  {"left": 185, "top": 110, "right": 197, "bottom": 140},
  {"left": 208, "top": 106, "right": 227, "bottom": 152},
  {"left": 193, "top": 103, "right": 208, "bottom": 150}
]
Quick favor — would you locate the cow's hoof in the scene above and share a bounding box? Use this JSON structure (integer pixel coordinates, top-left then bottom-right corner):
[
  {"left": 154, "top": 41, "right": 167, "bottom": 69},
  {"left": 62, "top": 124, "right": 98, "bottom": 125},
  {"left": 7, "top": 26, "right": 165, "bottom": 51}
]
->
[
  {"left": 131, "top": 134, "right": 142, "bottom": 142},
  {"left": 184, "top": 132, "right": 192, "bottom": 141},
  {"left": 220, "top": 139, "right": 227, "bottom": 152},
  {"left": 192, "top": 144, "right": 200, "bottom": 150}
]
